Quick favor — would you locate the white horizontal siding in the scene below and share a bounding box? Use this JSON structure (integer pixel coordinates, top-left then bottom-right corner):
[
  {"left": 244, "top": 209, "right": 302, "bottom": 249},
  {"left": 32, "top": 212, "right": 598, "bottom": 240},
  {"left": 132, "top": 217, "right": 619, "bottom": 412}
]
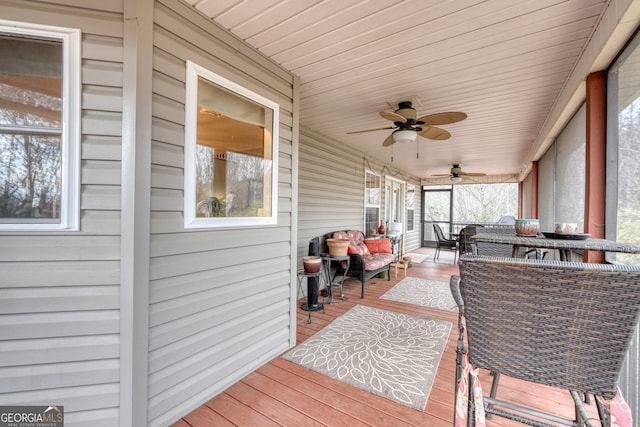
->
[
  {"left": 83, "top": 34, "right": 124, "bottom": 63},
  {"left": 82, "top": 85, "right": 123, "bottom": 113},
  {"left": 83, "top": 60, "right": 124, "bottom": 88},
  {"left": 81, "top": 185, "right": 121, "bottom": 210},
  {"left": 0, "top": 311, "right": 119, "bottom": 340},
  {"left": 148, "top": 299, "right": 290, "bottom": 388},
  {"left": 82, "top": 135, "right": 122, "bottom": 161},
  {"left": 0, "top": 0, "right": 123, "bottom": 36},
  {"left": 82, "top": 111, "right": 122, "bottom": 137},
  {"left": 1, "top": 360, "right": 118, "bottom": 393},
  {"left": 0, "top": 335, "right": 119, "bottom": 366},
  {"left": 0, "top": 3, "right": 124, "bottom": 426},
  {"left": 152, "top": 117, "right": 184, "bottom": 147},
  {"left": 297, "top": 126, "right": 423, "bottom": 262},
  {"left": 146, "top": 1, "right": 296, "bottom": 425},
  {"left": 0, "top": 384, "right": 119, "bottom": 412},
  {"left": 150, "top": 270, "right": 289, "bottom": 328},
  {"left": 147, "top": 327, "right": 290, "bottom": 425},
  {"left": 64, "top": 408, "right": 119, "bottom": 427},
  {"left": 0, "top": 286, "right": 119, "bottom": 314},
  {"left": 150, "top": 226, "right": 288, "bottom": 258},
  {"left": 0, "top": 260, "right": 119, "bottom": 287}
]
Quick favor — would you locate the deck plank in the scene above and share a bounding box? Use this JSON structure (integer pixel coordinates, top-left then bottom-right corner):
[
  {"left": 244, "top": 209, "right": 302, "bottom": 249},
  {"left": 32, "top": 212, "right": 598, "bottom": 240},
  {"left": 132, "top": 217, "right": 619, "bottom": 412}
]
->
[{"left": 173, "top": 248, "right": 601, "bottom": 427}]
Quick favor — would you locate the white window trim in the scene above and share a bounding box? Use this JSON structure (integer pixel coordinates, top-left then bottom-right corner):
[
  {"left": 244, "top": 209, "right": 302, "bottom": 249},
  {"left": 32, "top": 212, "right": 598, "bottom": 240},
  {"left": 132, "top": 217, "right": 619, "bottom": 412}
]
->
[
  {"left": 364, "top": 169, "right": 381, "bottom": 228},
  {"left": 184, "top": 61, "right": 279, "bottom": 228},
  {"left": 406, "top": 184, "right": 415, "bottom": 231},
  {"left": 0, "top": 20, "right": 81, "bottom": 231}
]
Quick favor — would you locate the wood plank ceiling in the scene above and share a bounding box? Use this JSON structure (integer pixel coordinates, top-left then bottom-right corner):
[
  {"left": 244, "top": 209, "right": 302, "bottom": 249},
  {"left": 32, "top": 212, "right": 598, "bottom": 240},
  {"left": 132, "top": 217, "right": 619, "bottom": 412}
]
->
[{"left": 183, "top": 0, "right": 610, "bottom": 180}]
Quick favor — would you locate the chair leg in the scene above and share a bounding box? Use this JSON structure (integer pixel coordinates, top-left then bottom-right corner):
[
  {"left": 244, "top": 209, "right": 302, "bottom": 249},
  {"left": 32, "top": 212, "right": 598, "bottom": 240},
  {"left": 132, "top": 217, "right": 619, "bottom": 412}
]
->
[
  {"left": 486, "top": 372, "right": 500, "bottom": 419},
  {"left": 454, "top": 312, "right": 467, "bottom": 426}
]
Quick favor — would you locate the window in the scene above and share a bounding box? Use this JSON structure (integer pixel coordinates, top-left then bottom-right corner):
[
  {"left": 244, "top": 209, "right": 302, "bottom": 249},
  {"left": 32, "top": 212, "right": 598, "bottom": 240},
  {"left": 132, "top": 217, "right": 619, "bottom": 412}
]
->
[
  {"left": 607, "top": 30, "right": 640, "bottom": 266},
  {"left": 406, "top": 184, "right": 415, "bottom": 231},
  {"left": 0, "top": 21, "right": 80, "bottom": 230},
  {"left": 364, "top": 170, "right": 380, "bottom": 236},
  {"left": 184, "top": 61, "right": 279, "bottom": 228}
]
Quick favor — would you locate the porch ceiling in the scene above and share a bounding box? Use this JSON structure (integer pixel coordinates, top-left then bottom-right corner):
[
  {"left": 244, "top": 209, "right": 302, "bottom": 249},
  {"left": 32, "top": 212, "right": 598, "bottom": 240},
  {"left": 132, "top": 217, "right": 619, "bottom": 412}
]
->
[{"left": 184, "top": 0, "right": 629, "bottom": 180}]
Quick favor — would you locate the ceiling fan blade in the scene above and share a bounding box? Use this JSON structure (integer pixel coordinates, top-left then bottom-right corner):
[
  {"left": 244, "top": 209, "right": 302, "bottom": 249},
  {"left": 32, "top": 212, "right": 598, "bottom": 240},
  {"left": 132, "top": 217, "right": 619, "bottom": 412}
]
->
[
  {"left": 347, "top": 126, "right": 395, "bottom": 134},
  {"left": 382, "top": 134, "right": 396, "bottom": 147},
  {"left": 419, "top": 126, "right": 451, "bottom": 140},
  {"left": 460, "top": 172, "right": 487, "bottom": 176},
  {"left": 431, "top": 174, "right": 451, "bottom": 177},
  {"left": 418, "top": 111, "right": 467, "bottom": 125},
  {"left": 380, "top": 111, "right": 407, "bottom": 123}
]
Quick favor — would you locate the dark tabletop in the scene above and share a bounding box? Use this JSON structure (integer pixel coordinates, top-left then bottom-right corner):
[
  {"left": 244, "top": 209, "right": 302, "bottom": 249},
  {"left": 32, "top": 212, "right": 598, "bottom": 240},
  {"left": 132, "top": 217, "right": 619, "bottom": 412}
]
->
[{"left": 472, "top": 233, "right": 640, "bottom": 254}]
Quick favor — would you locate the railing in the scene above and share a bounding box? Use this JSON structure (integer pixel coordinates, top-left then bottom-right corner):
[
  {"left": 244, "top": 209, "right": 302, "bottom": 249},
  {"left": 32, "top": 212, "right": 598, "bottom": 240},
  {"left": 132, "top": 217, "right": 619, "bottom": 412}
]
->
[{"left": 423, "top": 221, "right": 505, "bottom": 246}]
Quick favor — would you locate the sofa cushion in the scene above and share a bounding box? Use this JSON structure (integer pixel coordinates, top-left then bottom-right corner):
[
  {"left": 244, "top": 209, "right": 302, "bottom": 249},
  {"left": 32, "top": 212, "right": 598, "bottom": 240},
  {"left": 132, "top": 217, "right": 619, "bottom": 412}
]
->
[
  {"left": 363, "top": 238, "right": 392, "bottom": 254},
  {"left": 362, "top": 253, "right": 396, "bottom": 271}
]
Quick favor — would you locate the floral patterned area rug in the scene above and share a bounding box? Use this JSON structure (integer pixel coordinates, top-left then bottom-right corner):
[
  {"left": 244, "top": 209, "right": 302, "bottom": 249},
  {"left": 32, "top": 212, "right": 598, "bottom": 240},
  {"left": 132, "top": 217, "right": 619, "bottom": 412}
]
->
[
  {"left": 380, "top": 277, "right": 458, "bottom": 312},
  {"left": 283, "top": 305, "right": 451, "bottom": 411}
]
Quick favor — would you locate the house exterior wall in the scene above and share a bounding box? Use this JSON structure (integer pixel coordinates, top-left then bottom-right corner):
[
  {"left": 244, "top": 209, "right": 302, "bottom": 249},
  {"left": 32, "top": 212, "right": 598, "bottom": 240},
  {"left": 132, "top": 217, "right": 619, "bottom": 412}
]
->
[
  {"left": 0, "top": 1, "right": 125, "bottom": 426},
  {"left": 0, "top": 0, "right": 296, "bottom": 426},
  {"left": 297, "top": 126, "right": 422, "bottom": 269},
  {"left": 403, "top": 189, "right": 422, "bottom": 252},
  {"left": 147, "top": 1, "right": 296, "bottom": 425}
]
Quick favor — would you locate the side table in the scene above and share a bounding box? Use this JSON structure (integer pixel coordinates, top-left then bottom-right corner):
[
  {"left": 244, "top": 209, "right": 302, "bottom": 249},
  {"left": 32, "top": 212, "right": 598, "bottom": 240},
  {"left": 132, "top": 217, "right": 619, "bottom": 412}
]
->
[
  {"left": 391, "top": 258, "right": 409, "bottom": 278},
  {"left": 297, "top": 269, "right": 325, "bottom": 323},
  {"left": 321, "top": 254, "right": 350, "bottom": 303}
]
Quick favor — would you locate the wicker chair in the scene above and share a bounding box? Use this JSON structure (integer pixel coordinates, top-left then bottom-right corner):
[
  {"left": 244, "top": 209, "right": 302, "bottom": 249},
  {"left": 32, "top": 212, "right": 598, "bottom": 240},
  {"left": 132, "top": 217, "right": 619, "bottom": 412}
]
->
[
  {"left": 457, "top": 224, "right": 484, "bottom": 255},
  {"left": 474, "top": 225, "right": 523, "bottom": 257},
  {"left": 433, "top": 223, "right": 458, "bottom": 262},
  {"left": 451, "top": 255, "right": 640, "bottom": 426}
]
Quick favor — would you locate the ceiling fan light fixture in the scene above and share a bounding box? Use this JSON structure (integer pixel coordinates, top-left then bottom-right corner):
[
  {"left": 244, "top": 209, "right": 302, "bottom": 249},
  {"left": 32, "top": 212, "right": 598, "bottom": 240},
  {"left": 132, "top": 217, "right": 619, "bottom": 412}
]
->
[
  {"left": 450, "top": 175, "right": 463, "bottom": 183},
  {"left": 393, "top": 129, "right": 417, "bottom": 144}
]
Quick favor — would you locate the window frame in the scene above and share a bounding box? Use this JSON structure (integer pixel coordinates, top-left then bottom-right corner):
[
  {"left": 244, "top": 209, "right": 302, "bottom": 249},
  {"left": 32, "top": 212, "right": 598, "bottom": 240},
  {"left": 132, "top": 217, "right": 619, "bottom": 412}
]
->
[
  {"left": 406, "top": 184, "right": 415, "bottom": 232},
  {"left": 364, "top": 170, "right": 381, "bottom": 235},
  {"left": 0, "top": 20, "right": 81, "bottom": 231},
  {"left": 184, "top": 60, "right": 280, "bottom": 229}
]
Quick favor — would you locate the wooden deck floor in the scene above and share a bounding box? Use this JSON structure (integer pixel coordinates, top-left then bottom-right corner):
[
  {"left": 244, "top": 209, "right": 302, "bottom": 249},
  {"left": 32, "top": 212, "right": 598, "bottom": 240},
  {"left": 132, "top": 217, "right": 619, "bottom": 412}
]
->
[{"left": 174, "top": 248, "right": 596, "bottom": 427}]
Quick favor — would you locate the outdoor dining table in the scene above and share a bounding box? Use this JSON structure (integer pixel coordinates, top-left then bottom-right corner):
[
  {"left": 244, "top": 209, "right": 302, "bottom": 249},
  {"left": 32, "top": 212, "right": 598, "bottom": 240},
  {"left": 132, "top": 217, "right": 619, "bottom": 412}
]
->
[{"left": 472, "top": 232, "right": 640, "bottom": 261}]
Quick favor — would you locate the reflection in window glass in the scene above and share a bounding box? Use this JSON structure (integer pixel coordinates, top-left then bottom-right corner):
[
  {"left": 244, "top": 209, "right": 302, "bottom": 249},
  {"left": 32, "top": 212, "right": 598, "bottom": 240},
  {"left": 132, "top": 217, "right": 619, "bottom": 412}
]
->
[
  {"left": 406, "top": 185, "right": 415, "bottom": 231},
  {"left": 0, "top": 35, "right": 62, "bottom": 223},
  {"left": 364, "top": 171, "right": 380, "bottom": 236},
  {"left": 0, "top": 24, "right": 79, "bottom": 230},
  {"left": 185, "top": 62, "right": 279, "bottom": 228}
]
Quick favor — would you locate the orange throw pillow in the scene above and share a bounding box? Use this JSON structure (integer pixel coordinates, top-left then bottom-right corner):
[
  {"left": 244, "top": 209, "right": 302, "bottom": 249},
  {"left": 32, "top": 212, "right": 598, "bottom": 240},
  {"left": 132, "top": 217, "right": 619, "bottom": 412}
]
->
[
  {"left": 378, "top": 238, "right": 392, "bottom": 253},
  {"left": 364, "top": 238, "right": 392, "bottom": 254}
]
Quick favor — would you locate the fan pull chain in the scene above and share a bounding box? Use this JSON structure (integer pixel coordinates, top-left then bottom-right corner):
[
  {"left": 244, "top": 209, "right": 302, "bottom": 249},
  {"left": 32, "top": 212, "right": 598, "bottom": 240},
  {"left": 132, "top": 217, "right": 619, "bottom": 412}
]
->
[{"left": 417, "top": 141, "right": 419, "bottom": 159}]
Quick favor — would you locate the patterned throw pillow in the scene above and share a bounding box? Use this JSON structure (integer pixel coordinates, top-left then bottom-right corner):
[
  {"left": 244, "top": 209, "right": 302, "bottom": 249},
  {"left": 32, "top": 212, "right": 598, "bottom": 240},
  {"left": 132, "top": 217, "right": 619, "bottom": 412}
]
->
[{"left": 333, "top": 230, "right": 370, "bottom": 255}]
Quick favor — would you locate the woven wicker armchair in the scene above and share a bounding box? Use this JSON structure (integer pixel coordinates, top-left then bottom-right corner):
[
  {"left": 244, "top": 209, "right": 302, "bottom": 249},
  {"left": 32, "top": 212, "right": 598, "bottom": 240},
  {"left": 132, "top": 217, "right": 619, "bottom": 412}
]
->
[
  {"left": 451, "top": 255, "right": 640, "bottom": 426},
  {"left": 433, "top": 223, "right": 458, "bottom": 262},
  {"left": 457, "top": 224, "right": 484, "bottom": 255}
]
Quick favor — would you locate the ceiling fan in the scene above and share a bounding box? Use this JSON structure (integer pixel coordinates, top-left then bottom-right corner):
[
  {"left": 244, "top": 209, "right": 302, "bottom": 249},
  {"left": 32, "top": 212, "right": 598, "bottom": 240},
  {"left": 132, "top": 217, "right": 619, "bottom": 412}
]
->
[
  {"left": 347, "top": 101, "right": 467, "bottom": 147},
  {"left": 431, "top": 164, "right": 486, "bottom": 183}
]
